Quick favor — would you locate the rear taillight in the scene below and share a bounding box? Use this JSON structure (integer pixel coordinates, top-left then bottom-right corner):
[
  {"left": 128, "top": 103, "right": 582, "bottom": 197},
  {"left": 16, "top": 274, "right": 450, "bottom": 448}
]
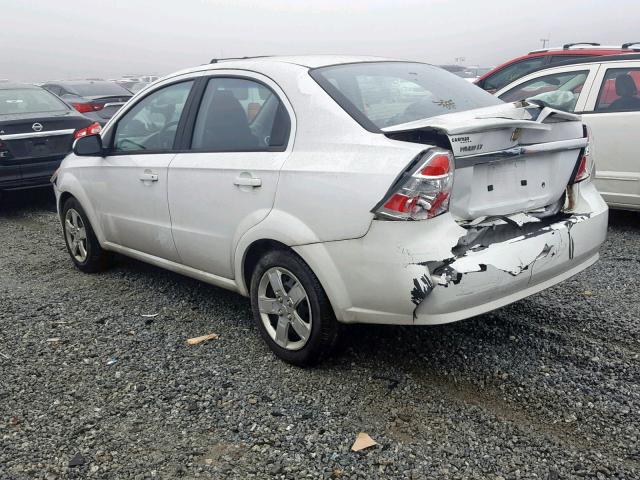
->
[
  {"left": 74, "top": 122, "right": 102, "bottom": 140},
  {"left": 72, "top": 102, "right": 105, "bottom": 113},
  {"left": 373, "top": 149, "right": 455, "bottom": 221},
  {"left": 573, "top": 155, "right": 590, "bottom": 183},
  {"left": 572, "top": 125, "right": 591, "bottom": 184}
]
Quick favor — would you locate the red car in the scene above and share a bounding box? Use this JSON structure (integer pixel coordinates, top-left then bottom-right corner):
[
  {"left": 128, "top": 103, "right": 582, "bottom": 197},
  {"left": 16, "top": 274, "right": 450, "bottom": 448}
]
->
[{"left": 475, "top": 42, "right": 640, "bottom": 92}]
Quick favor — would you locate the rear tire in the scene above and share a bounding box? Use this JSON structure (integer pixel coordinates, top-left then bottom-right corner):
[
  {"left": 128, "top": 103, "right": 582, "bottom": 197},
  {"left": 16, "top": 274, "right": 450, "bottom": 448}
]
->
[
  {"left": 250, "top": 249, "right": 339, "bottom": 366},
  {"left": 61, "top": 197, "right": 109, "bottom": 273}
]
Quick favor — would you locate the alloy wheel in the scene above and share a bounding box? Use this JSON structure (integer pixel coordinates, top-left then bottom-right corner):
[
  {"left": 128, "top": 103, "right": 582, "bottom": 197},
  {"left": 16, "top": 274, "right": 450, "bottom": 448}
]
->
[
  {"left": 257, "top": 266, "right": 312, "bottom": 351},
  {"left": 64, "top": 208, "right": 88, "bottom": 263}
]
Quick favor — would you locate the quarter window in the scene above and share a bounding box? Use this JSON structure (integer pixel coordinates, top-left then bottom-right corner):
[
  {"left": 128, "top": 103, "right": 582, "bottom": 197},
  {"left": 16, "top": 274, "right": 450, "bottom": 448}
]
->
[
  {"left": 191, "top": 77, "right": 290, "bottom": 151},
  {"left": 113, "top": 81, "right": 193, "bottom": 152},
  {"left": 595, "top": 68, "right": 640, "bottom": 112},
  {"left": 499, "top": 70, "right": 589, "bottom": 112}
]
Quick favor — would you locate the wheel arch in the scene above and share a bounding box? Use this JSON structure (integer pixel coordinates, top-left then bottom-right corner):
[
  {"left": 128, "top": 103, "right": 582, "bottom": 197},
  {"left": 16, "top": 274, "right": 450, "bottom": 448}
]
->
[
  {"left": 241, "top": 239, "right": 288, "bottom": 293},
  {"left": 236, "top": 238, "right": 351, "bottom": 323},
  {"left": 239, "top": 237, "right": 350, "bottom": 324},
  {"left": 55, "top": 177, "right": 106, "bottom": 245},
  {"left": 58, "top": 191, "right": 74, "bottom": 214}
]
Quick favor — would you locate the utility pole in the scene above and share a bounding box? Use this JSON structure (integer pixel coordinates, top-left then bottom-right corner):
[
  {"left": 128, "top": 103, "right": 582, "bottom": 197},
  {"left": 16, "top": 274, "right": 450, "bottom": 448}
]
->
[{"left": 540, "top": 37, "right": 550, "bottom": 49}]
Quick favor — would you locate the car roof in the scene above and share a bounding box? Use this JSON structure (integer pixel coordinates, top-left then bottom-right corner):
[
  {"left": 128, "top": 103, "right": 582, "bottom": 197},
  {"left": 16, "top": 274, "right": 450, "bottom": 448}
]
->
[
  {"left": 162, "top": 55, "right": 428, "bottom": 82},
  {"left": 524, "top": 53, "right": 640, "bottom": 76},
  {"left": 476, "top": 48, "right": 640, "bottom": 83},
  {"left": 528, "top": 43, "right": 640, "bottom": 54},
  {"left": 0, "top": 82, "right": 42, "bottom": 90}
]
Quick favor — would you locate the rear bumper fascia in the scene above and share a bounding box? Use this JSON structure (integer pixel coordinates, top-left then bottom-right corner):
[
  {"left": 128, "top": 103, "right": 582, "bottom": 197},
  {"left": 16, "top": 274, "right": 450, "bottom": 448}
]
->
[{"left": 294, "top": 182, "right": 608, "bottom": 325}]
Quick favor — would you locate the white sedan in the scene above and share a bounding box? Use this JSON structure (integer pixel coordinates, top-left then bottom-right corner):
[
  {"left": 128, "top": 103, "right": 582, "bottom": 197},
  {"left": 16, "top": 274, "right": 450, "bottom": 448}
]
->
[
  {"left": 495, "top": 54, "right": 640, "bottom": 211},
  {"left": 53, "top": 56, "right": 608, "bottom": 365}
]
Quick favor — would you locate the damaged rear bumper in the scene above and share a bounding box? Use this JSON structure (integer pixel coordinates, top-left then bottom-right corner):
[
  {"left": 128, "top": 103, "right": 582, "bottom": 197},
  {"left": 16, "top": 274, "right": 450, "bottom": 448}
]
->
[
  {"left": 411, "top": 207, "right": 605, "bottom": 324},
  {"left": 294, "top": 182, "right": 607, "bottom": 326}
]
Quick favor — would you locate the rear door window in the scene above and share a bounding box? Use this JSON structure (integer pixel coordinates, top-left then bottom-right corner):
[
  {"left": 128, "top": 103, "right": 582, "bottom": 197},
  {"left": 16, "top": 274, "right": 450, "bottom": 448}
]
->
[
  {"left": 190, "top": 77, "right": 290, "bottom": 151},
  {"left": 499, "top": 70, "right": 589, "bottom": 112},
  {"left": 594, "top": 67, "right": 640, "bottom": 112}
]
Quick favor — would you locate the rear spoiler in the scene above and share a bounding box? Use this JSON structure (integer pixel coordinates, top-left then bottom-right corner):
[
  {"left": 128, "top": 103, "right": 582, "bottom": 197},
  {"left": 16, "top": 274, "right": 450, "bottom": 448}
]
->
[
  {"left": 381, "top": 101, "right": 581, "bottom": 135},
  {"left": 382, "top": 101, "right": 585, "bottom": 161}
]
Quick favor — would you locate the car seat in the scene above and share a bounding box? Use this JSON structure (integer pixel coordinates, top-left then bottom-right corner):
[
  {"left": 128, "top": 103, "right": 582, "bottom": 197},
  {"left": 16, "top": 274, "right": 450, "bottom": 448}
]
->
[
  {"left": 194, "top": 90, "right": 258, "bottom": 150},
  {"left": 608, "top": 74, "right": 640, "bottom": 110}
]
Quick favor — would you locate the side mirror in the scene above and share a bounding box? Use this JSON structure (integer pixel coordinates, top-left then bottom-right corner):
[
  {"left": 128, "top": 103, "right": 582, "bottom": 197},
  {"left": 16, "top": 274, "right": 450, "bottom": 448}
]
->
[{"left": 73, "top": 134, "right": 104, "bottom": 156}]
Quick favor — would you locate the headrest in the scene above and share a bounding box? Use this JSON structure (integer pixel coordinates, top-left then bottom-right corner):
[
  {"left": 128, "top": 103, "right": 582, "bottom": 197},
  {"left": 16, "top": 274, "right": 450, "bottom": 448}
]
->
[{"left": 615, "top": 74, "right": 637, "bottom": 97}]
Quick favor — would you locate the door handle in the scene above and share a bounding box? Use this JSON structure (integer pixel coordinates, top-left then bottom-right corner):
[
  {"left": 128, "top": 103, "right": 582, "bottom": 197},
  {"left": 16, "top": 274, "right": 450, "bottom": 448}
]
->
[
  {"left": 233, "top": 176, "right": 262, "bottom": 187},
  {"left": 139, "top": 172, "right": 159, "bottom": 182}
]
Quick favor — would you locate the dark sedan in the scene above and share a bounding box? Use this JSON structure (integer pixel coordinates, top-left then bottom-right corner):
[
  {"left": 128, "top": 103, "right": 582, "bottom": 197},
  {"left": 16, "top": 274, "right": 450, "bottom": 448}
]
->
[
  {"left": 0, "top": 83, "right": 96, "bottom": 194},
  {"left": 42, "top": 80, "right": 132, "bottom": 125}
]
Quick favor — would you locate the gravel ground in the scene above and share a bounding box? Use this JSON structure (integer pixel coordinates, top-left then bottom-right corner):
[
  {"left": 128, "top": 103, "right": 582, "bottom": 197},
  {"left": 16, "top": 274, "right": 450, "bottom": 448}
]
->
[{"left": 0, "top": 188, "right": 638, "bottom": 480}]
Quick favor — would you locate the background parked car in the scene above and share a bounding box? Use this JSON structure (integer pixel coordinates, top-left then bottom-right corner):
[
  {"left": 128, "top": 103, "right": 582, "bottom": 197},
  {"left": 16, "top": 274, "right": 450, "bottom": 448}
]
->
[
  {"left": 0, "top": 83, "right": 96, "bottom": 195},
  {"left": 476, "top": 42, "right": 640, "bottom": 93},
  {"left": 114, "top": 75, "right": 159, "bottom": 92},
  {"left": 42, "top": 80, "right": 132, "bottom": 125},
  {"left": 439, "top": 64, "right": 493, "bottom": 83},
  {"left": 495, "top": 53, "right": 640, "bottom": 211},
  {"left": 124, "top": 81, "right": 153, "bottom": 93}
]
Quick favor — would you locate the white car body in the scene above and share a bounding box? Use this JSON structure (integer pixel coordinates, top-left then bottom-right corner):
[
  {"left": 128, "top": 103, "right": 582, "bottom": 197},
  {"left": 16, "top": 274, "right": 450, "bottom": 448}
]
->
[
  {"left": 53, "top": 56, "right": 607, "bottom": 361},
  {"left": 495, "top": 56, "right": 640, "bottom": 211}
]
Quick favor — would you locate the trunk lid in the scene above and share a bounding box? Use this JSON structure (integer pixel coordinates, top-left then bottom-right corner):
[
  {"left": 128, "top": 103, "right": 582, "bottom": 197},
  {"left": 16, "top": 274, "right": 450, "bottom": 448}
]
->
[
  {"left": 85, "top": 95, "right": 131, "bottom": 120},
  {"left": 0, "top": 110, "right": 89, "bottom": 136},
  {"left": 383, "top": 101, "right": 587, "bottom": 220},
  {"left": 0, "top": 111, "right": 91, "bottom": 162}
]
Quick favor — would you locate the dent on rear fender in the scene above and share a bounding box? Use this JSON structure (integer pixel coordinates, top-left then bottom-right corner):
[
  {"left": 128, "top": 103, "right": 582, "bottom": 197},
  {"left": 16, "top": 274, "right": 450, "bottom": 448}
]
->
[{"left": 408, "top": 212, "right": 592, "bottom": 317}]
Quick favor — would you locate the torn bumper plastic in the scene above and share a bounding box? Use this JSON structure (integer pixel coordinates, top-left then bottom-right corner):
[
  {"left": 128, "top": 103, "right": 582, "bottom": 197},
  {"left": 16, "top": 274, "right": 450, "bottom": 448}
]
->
[
  {"left": 294, "top": 181, "right": 607, "bottom": 326},
  {"left": 412, "top": 208, "right": 606, "bottom": 325}
]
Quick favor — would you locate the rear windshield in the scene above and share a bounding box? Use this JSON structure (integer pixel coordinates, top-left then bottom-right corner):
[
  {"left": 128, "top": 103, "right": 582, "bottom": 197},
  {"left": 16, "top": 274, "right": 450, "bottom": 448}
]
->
[
  {"left": 0, "top": 88, "right": 69, "bottom": 115},
  {"left": 310, "top": 62, "right": 502, "bottom": 130},
  {"left": 67, "top": 82, "right": 131, "bottom": 97}
]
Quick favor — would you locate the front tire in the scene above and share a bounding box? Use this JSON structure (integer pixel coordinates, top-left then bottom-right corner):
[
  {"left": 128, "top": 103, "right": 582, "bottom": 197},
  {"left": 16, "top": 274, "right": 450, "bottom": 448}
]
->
[
  {"left": 250, "top": 249, "right": 339, "bottom": 366},
  {"left": 61, "top": 197, "right": 108, "bottom": 273}
]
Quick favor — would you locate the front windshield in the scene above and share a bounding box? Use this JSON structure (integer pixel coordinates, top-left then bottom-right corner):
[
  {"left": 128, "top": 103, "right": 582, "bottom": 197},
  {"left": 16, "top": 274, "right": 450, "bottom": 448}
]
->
[{"left": 310, "top": 62, "right": 502, "bottom": 130}]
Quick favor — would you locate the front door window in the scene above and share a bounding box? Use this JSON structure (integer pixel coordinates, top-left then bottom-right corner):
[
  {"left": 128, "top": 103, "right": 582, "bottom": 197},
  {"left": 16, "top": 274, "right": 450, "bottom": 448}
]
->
[{"left": 113, "top": 81, "right": 193, "bottom": 152}]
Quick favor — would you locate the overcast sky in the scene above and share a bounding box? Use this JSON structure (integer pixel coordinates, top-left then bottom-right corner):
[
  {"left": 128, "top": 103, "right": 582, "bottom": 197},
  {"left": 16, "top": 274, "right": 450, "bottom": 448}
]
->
[{"left": 2, "top": 0, "right": 639, "bottom": 81}]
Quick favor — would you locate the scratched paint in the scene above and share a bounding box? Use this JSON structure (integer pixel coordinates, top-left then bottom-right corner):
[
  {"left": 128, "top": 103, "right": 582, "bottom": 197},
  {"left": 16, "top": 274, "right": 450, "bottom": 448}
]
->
[{"left": 410, "top": 212, "right": 591, "bottom": 308}]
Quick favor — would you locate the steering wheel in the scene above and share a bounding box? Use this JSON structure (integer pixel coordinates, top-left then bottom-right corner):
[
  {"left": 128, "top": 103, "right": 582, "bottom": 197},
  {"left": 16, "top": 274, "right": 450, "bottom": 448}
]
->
[
  {"left": 149, "top": 120, "right": 180, "bottom": 150},
  {"left": 118, "top": 138, "right": 146, "bottom": 151}
]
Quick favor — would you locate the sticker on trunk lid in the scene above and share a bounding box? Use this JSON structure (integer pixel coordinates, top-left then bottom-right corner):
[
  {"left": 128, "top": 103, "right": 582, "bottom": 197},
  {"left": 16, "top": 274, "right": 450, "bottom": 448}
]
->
[{"left": 448, "top": 129, "right": 518, "bottom": 157}]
